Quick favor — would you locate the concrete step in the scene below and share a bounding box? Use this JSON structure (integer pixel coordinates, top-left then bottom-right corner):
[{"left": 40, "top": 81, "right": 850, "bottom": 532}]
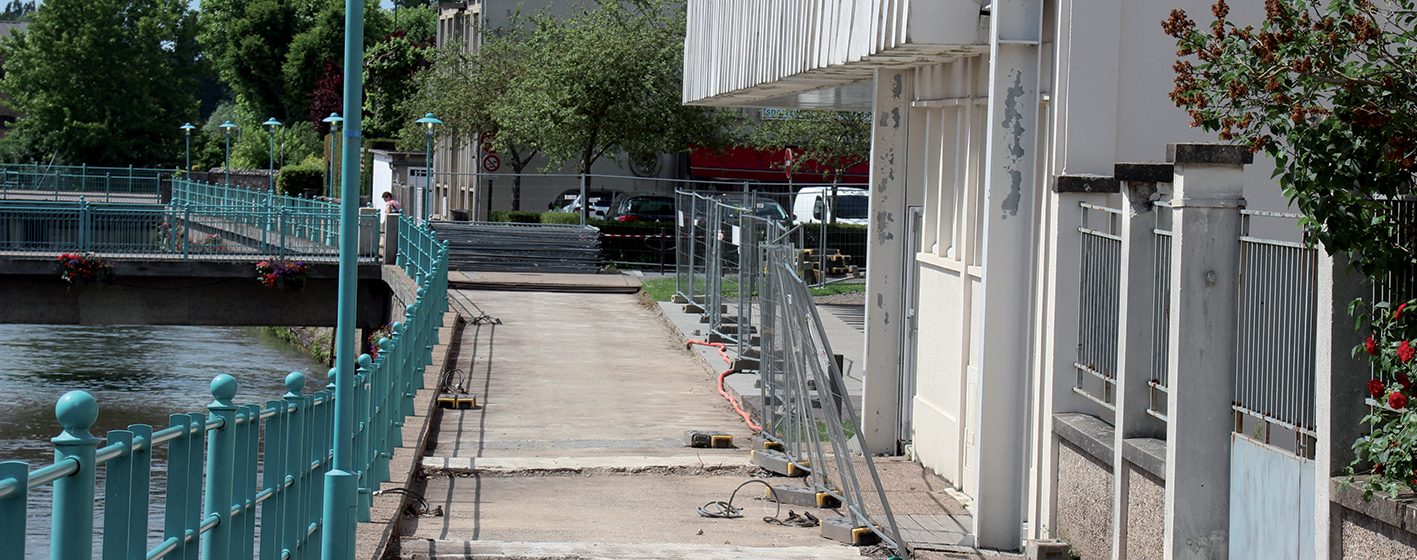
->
[{"left": 400, "top": 539, "right": 866, "bottom": 560}]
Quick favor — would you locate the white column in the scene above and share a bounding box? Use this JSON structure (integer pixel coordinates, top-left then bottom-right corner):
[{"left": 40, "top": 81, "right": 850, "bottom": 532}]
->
[
  {"left": 1162, "top": 143, "right": 1249, "bottom": 560},
  {"left": 1313, "top": 250, "right": 1370, "bottom": 560},
  {"left": 861, "top": 68, "right": 913, "bottom": 455},
  {"left": 973, "top": 0, "right": 1044, "bottom": 550},
  {"left": 1027, "top": 175, "right": 1115, "bottom": 541},
  {"left": 1111, "top": 163, "right": 1173, "bottom": 559}
]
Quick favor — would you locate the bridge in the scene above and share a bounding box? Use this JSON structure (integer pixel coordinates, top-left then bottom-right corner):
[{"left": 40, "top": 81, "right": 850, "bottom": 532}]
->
[{"left": 0, "top": 174, "right": 398, "bottom": 327}]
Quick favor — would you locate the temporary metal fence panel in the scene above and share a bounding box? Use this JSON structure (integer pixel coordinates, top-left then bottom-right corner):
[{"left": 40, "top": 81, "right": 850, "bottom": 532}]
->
[
  {"left": 0, "top": 216, "right": 449, "bottom": 560},
  {"left": 0, "top": 200, "right": 381, "bottom": 261},
  {"left": 1149, "top": 201, "right": 1173, "bottom": 420},
  {"left": 762, "top": 245, "right": 908, "bottom": 557},
  {"left": 1233, "top": 210, "right": 1318, "bottom": 447},
  {"left": 1075, "top": 203, "right": 1122, "bottom": 409},
  {"left": 430, "top": 221, "right": 601, "bottom": 273}
]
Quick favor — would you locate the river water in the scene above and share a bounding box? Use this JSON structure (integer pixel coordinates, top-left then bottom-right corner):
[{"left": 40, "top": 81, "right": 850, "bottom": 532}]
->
[{"left": 0, "top": 324, "right": 327, "bottom": 557}]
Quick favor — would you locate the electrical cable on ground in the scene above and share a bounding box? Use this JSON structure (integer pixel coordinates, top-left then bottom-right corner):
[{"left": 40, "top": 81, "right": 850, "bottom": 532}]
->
[
  {"left": 372, "top": 487, "right": 431, "bottom": 516},
  {"left": 697, "top": 479, "right": 821, "bottom": 527},
  {"left": 687, "top": 339, "right": 762, "bottom": 431}
]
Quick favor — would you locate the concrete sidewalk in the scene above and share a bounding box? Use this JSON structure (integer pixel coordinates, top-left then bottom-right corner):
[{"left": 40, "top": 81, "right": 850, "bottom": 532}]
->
[{"left": 399, "top": 286, "right": 864, "bottom": 558}]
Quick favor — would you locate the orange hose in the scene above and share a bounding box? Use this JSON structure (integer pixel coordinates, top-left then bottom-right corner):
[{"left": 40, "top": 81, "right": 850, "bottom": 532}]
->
[{"left": 687, "top": 339, "right": 763, "bottom": 432}]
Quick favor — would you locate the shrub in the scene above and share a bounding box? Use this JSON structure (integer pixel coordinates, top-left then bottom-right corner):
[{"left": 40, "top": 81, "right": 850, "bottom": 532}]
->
[
  {"left": 540, "top": 211, "right": 581, "bottom": 224},
  {"left": 489, "top": 210, "right": 542, "bottom": 223},
  {"left": 277, "top": 161, "right": 325, "bottom": 197}
]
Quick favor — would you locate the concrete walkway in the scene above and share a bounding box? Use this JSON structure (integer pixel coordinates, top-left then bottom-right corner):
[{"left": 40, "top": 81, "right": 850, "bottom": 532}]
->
[{"left": 400, "top": 279, "right": 864, "bottom": 558}]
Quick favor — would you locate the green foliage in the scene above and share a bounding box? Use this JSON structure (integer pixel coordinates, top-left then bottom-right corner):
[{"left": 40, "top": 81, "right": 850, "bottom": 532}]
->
[
  {"left": 392, "top": 5, "right": 436, "bottom": 45},
  {"left": 0, "top": 1, "right": 35, "bottom": 20},
  {"left": 640, "top": 277, "right": 675, "bottom": 301},
  {"left": 365, "top": 29, "right": 434, "bottom": 140},
  {"left": 1164, "top": 0, "right": 1416, "bottom": 280},
  {"left": 1346, "top": 299, "right": 1417, "bottom": 498},
  {"left": 495, "top": 1, "right": 734, "bottom": 174},
  {"left": 277, "top": 159, "right": 324, "bottom": 196},
  {"left": 488, "top": 210, "right": 541, "bottom": 223},
  {"left": 1165, "top": 0, "right": 1417, "bottom": 500},
  {"left": 744, "top": 110, "right": 871, "bottom": 181},
  {"left": 0, "top": 0, "right": 202, "bottom": 166},
  {"left": 198, "top": 0, "right": 302, "bottom": 121},
  {"left": 540, "top": 211, "right": 581, "bottom": 224},
  {"left": 201, "top": 0, "right": 388, "bottom": 124}
]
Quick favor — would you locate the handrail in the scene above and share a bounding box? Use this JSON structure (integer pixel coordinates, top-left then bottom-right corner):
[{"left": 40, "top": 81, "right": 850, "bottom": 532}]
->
[{"left": 0, "top": 213, "right": 449, "bottom": 560}]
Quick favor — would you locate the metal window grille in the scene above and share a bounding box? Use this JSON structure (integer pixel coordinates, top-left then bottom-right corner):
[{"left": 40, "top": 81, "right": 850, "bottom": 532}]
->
[{"left": 1074, "top": 203, "right": 1122, "bottom": 408}]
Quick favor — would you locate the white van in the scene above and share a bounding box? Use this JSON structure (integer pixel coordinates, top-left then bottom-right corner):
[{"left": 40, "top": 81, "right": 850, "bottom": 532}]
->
[{"left": 792, "top": 186, "right": 869, "bottom": 225}]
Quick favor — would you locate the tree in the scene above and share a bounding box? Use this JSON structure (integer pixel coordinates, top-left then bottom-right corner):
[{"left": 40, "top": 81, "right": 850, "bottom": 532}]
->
[
  {"left": 199, "top": 0, "right": 303, "bottom": 121},
  {"left": 364, "top": 29, "right": 434, "bottom": 140},
  {"left": 495, "top": 0, "right": 732, "bottom": 181},
  {"left": 408, "top": 26, "right": 542, "bottom": 209},
  {"left": 283, "top": 0, "right": 389, "bottom": 125},
  {"left": 1164, "top": 0, "right": 1417, "bottom": 500},
  {"left": 0, "top": 0, "right": 202, "bottom": 166},
  {"left": 0, "top": 1, "right": 35, "bottom": 21},
  {"left": 745, "top": 110, "right": 871, "bottom": 182},
  {"left": 1164, "top": 0, "right": 1415, "bottom": 279}
]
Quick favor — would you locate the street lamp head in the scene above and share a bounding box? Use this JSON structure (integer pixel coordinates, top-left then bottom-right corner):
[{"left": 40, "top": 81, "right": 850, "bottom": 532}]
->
[
  {"left": 262, "top": 117, "right": 283, "bottom": 130},
  {"left": 219, "top": 120, "right": 237, "bottom": 136},
  {"left": 323, "top": 113, "right": 344, "bottom": 128},
  {"left": 180, "top": 122, "right": 195, "bottom": 135},
  {"left": 416, "top": 112, "right": 444, "bottom": 131}
]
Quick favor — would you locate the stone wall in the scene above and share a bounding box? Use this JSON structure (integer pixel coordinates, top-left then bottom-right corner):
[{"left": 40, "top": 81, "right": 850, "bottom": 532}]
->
[
  {"left": 1124, "top": 466, "right": 1165, "bottom": 560},
  {"left": 1332, "top": 477, "right": 1417, "bottom": 559},
  {"left": 1056, "top": 441, "right": 1114, "bottom": 560}
]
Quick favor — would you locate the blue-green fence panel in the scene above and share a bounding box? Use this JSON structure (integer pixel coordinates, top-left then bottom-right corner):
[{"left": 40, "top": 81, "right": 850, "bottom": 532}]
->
[{"left": 0, "top": 215, "right": 449, "bottom": 560}]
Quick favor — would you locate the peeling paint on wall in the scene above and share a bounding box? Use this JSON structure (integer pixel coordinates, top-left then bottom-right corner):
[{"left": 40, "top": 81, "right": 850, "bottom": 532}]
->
[
  {"left": 891, "top": 73, "right": 902, "bottom": 99},
  {"left": 876, "top": 211, "right": 896, "bottom": 244},
  {"left": 1000, "top": 69, "right": 1027, "bottom": 218}
]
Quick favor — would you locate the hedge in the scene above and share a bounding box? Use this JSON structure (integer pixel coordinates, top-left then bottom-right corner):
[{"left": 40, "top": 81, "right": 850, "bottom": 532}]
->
[
  {"left": 277, "top": 162, "right": 325, "bottom": 197},
  {"left": 540, "top": 211, "right": 581, "bottom": 224},
  {"left": 489, "top": 210, "right": 541, "bottom": 223}
]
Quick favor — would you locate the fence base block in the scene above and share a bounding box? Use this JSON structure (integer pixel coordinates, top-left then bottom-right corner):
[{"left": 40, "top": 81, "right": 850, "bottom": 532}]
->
[
  {"left": 767, "top": 485, "right": 842, "bottom": 508},
  {"left": 682, "top": 430, "right": 735, "bottom": 448},
  {"left": 671, "top": 294, "right": 688, "bottom": 304},
  {"left": 820, "top": 517, "right": 880, "bottom": 546},
  {"left": 751, "top": 449, "right": 809, "bottom": 477},
  {"left": 1026, "top": 539, "right": 1072, "bottom": 560},
  {"left": 683, "top": 303, "right": 704, "bottom": 314},
  {"left": 751, "top": 435, "right": 783, "bottom": 451}
]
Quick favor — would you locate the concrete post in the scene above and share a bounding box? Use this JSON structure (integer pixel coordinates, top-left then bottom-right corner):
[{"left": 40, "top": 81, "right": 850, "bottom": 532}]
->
[
  {"left": 383, "top": 213, "right": 400, "bottom": 265},
  {"left": 860, "top": 68, "right": 912, "bottom": 455},
  {"left": 1313, "top": 249, "right": 1370, "bottom": 560},
  {"left": 973, "top": 0, "right": 1044, "bottom": 549},
  {"left": 1162, "top": 143, "right": 1249, "bottom": 560},
  {"left": 1111, "top": 163, "right": 1174, "bottom": 559},
  {"left": 1027, "top": 174, "right": 1116, "bottom": 541}
]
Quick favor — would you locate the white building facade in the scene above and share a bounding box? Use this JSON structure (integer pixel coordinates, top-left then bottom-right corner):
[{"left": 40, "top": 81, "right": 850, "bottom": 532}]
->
[{"left": 687, "top": 1, "right": 1408, "bottom": 558}]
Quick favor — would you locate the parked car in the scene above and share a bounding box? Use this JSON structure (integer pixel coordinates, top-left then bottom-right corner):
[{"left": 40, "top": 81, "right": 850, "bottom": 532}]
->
[
  {"left": 610, "top": 195, "right": 676, "bottom": 222},
  {"left": 792, "top": 186, "right": 869, "bottom": 225},
  {"left": 551, "top": 189, "right": 619, "bottom": 219}
]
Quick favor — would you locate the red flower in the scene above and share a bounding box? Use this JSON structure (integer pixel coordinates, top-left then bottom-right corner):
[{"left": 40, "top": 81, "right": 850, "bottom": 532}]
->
[
  {"left": 1371, "top": 379, "right": 1387, "bottom": 398},
  {"left": 1367, "top": 335, "right": 1380, "bottom": 356},
  {"left": 1401, "top": 340, "right": 1415, "bottom": 364},
  {"left": 1402, "top": 373, "right": 1412, "bottom": 391},
  {"left": 1391, "top": 391, "right": 1408, "bottom": 410},
  {"left": 1376, "top": 463, "right": 1386, "bottom": 475},
  {"left": 1398, "top": 303, "right": 1409, "bottom": 320}
]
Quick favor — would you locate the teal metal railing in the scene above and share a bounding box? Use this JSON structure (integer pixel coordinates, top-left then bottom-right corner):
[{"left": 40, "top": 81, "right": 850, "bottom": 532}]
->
[
  {"left": 171, "top": 179, "right": 338, "bottom": 213},
  {"left": 0, "top": 198, "right": 381, "bottom": 261},
  {"left": 0, "top": 164, "right": 172, "bottom": 201},
  {"left": 0, "top": 216, "right": 449, "bottom": 559}
]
